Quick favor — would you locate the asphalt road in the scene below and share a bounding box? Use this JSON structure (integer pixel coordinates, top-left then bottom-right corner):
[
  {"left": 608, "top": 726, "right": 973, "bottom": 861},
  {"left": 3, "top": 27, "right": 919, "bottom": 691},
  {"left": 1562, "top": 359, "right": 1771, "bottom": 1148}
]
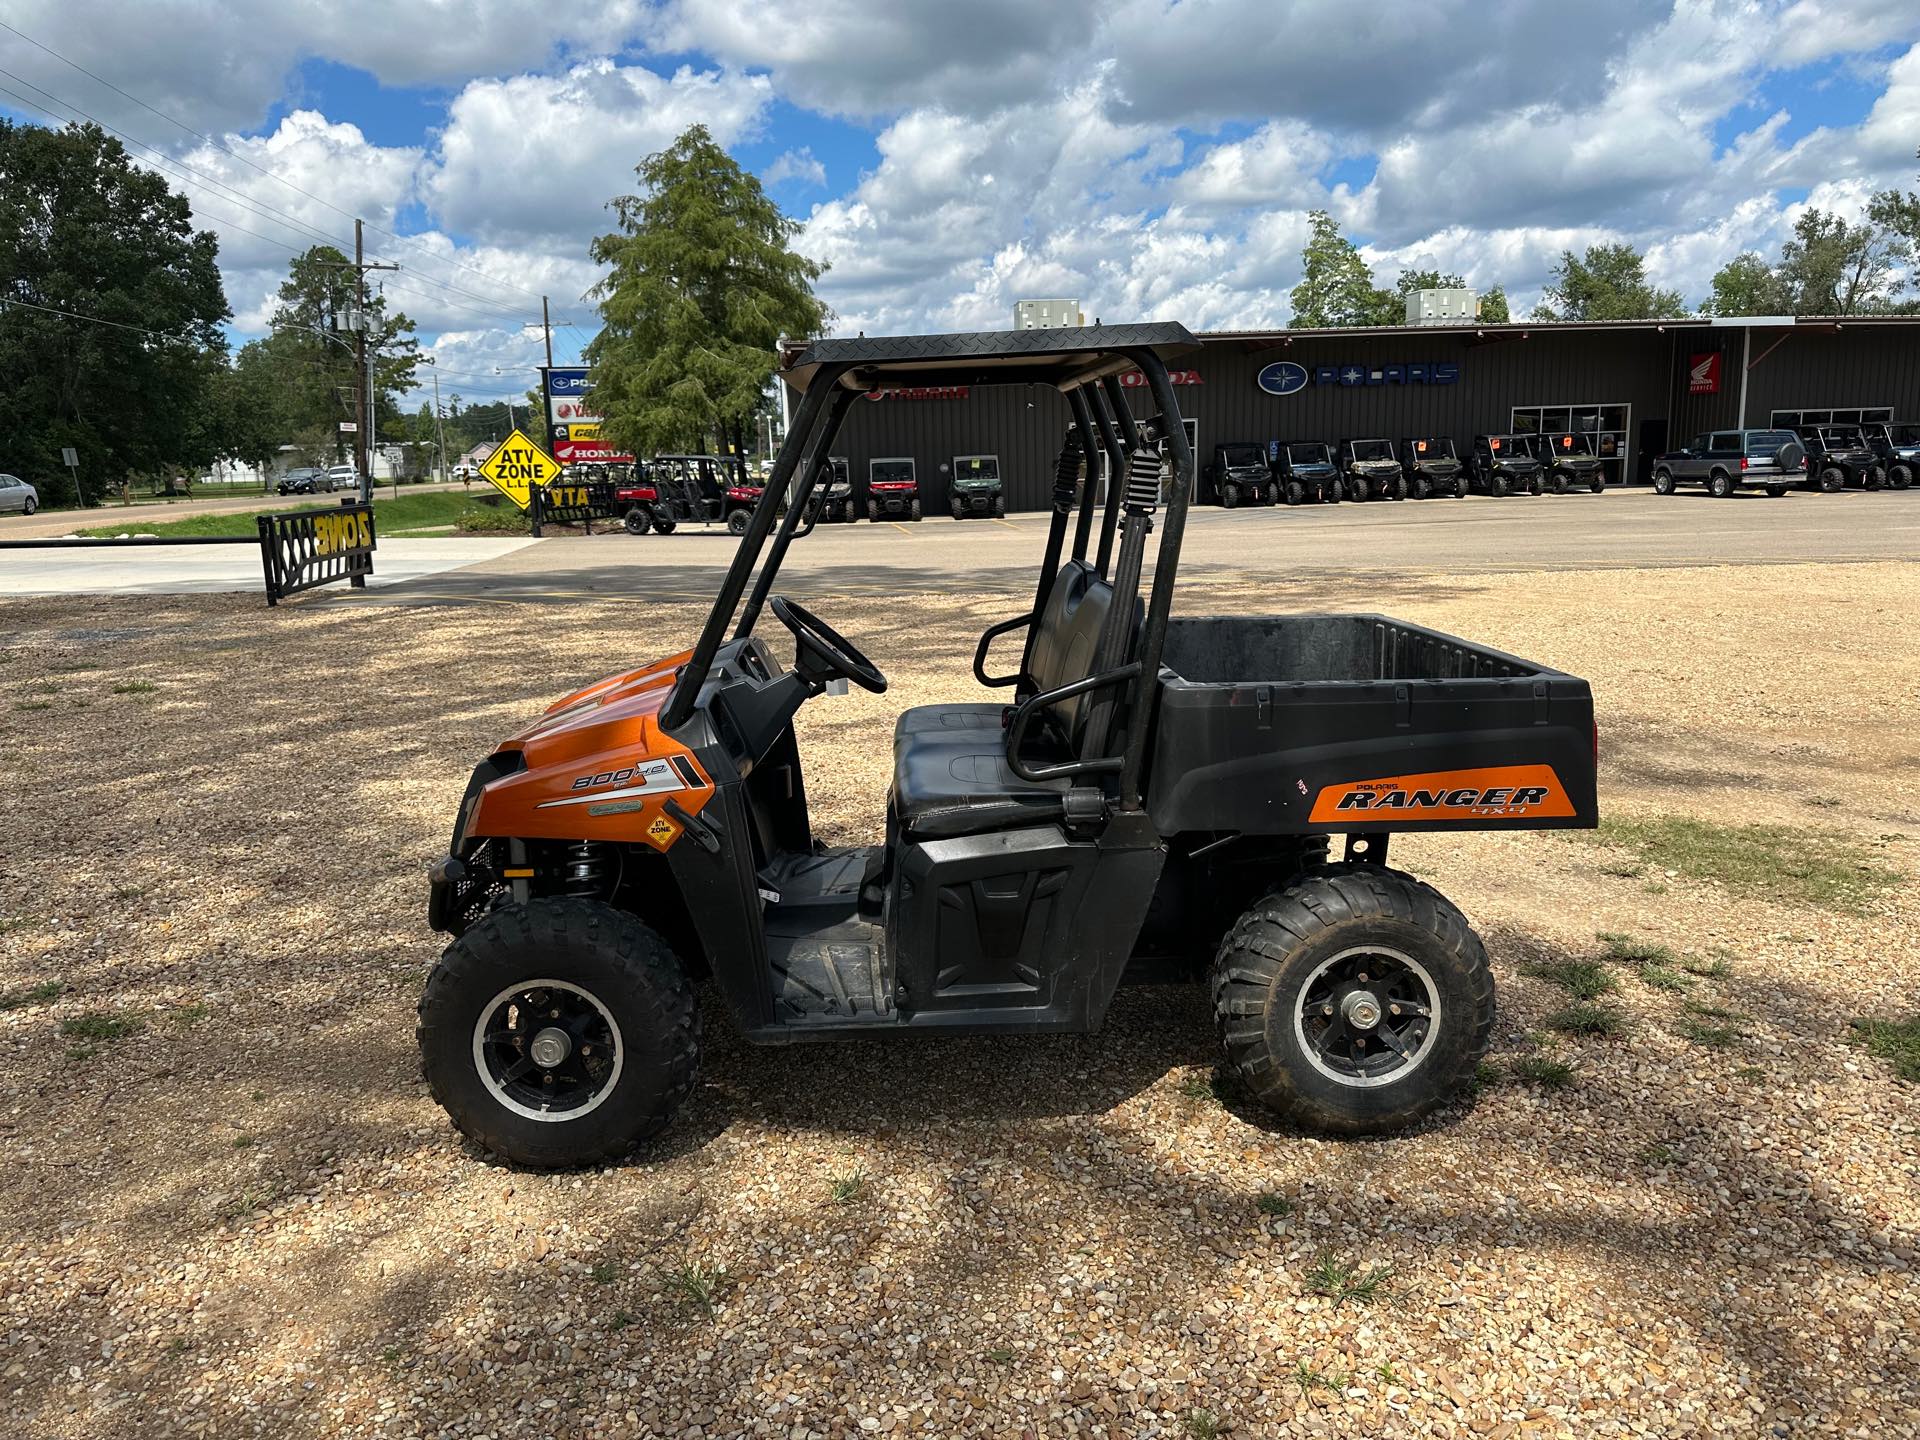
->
[
  {"left": 0, "top": 479, "right": 474, "bottom": 541},
  {"left": 2, "top": 487, "right": 1913, "bottom": 604},
  {"left": 314, "top": 485, "right": 1920, "bottom": 607}
]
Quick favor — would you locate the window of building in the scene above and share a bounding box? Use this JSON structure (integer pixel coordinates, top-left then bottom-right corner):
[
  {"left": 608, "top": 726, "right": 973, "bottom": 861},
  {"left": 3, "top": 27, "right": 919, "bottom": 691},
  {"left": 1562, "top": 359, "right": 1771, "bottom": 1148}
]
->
[
  {"left": 1511, "top": 403, "right": 1630, "bottom": 484},
  {"left": 1771, "top": 406, "right": 1893, "bottom": 428}
]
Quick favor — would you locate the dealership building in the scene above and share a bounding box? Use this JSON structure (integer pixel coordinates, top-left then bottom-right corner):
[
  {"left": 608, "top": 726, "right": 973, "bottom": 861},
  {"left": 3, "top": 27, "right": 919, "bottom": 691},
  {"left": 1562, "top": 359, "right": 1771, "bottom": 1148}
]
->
[{"left": 789, "top": 315, "right": 1920, "bottom": 512}]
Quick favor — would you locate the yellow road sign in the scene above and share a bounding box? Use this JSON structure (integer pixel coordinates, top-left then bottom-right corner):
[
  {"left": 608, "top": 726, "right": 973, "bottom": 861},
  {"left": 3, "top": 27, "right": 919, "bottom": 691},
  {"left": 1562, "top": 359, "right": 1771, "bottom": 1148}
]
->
[{"left": 479, "top": 429, "right": 564, "bottom": 511}]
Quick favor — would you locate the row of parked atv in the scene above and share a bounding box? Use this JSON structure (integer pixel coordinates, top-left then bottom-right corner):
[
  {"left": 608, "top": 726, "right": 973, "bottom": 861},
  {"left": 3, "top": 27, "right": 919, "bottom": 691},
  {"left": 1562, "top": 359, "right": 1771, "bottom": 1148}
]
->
[{"left": 1206, "top": 433, "right": 1609, "bottom": 507}]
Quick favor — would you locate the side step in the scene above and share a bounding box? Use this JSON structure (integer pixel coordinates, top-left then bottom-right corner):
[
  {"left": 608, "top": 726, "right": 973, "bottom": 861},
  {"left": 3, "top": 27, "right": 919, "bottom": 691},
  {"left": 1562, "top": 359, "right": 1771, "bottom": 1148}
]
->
[{"left": 767, "top": 918, "right": 893, "bottom": 1022}]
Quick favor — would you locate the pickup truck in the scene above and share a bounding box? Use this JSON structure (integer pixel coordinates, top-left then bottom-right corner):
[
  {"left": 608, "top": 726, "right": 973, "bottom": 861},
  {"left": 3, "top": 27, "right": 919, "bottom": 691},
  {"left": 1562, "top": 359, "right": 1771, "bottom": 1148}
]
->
[{"left": 1651, "top": 429, "right": 1804, "bottom": 498}]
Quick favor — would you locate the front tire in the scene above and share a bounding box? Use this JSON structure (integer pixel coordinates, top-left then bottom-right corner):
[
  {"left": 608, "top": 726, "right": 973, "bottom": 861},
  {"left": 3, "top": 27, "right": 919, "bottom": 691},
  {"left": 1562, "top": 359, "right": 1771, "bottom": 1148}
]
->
[
  {"left": 909, "top": 497, "right": 922, "bottom": 521},
  {"left": 623, "top": 506, "right": 652, "bottom": 536},
  {"left": 418, "top": 898, "right": 700, "bottom": 1168},
  {"left": 1345, "top": 474, "right": 1369, "bottom": 503},
  {"left": 726, "top": 508, "right": 750, "bottom": 536},
  {"left": 1211, "top": 866, "right": 1492, "bottom": 1136},
  {"left": 1284, "top": 479, "right": 1306, "bottom": 506},
  {"left": 1890, "top": 463, "right": 1914, "bottom": 490},
  {"left": 1818, "top": 466, "right": 1844, "bottom": 493},
  {"left": 1489, "top": 474, "right": 1510, "bottom": 498},
  {"left": 1652, "top": 469, "right": 1674, "bottom": 495}
]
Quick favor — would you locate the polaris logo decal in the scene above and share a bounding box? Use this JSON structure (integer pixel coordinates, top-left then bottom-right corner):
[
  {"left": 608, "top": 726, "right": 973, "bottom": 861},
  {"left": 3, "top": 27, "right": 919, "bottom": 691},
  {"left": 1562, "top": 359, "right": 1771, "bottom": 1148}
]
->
[
  {"left": 1309, "top": 764, "right": 1574, "bottom": 823},
  {"left": 1312, "top": 362, "right": 1460, "bottom": 387},
  {"left": 1257, "top": 361, "right": 1309, "bottom": 396}
]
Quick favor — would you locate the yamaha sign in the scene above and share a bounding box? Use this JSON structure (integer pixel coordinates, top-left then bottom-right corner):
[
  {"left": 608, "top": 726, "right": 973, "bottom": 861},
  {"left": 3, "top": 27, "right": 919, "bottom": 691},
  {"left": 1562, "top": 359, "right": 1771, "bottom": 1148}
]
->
[{"left": 1259, "top": 359, "right": 1462, "bottom": 393}]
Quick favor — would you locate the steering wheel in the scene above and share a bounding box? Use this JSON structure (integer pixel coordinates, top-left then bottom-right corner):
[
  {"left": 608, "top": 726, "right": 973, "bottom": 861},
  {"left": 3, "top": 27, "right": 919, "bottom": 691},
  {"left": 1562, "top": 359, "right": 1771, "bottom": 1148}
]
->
[{"left": 769, "top": 595, "right": 888, "bottom": 694}]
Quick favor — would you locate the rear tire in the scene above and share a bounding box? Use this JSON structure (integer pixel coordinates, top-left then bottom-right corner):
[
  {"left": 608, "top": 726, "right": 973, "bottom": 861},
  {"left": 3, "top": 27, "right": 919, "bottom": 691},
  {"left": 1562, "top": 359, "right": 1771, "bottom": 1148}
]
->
[
  {"left": 1890, "top": 463, "right": 1914, "bottom": 490},
  {"left": 22, "top": 497, "right": 37, "bottom": 515},
  {"left": 1528, "top": 477, "right": 1544, "bottom": 496},
  {"left": 1864, "top": 466, "right": 1885, "bottom": 492},
  {"left": 1709, "top": 470, "right": 1734, "bottom": 498},
  {"left": 653, "top": 517, "right": 676, "bottom": 535},
  {"left": 418, "top": 898, "right": 700, "bottom": 1168},
  {"left": 1211, "top": 866, "right": 1492, "bottom": 1136},
  {"left": 1652, "top": 470, "right": 1674, "bottom": 495}
]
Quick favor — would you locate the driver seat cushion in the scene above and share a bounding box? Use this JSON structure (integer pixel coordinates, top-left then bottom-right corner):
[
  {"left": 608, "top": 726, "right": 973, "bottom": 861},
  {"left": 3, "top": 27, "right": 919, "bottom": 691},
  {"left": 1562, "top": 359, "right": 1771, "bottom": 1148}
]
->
[{"left": 891, "top": 735, "right": 1070, "bottom": 840}]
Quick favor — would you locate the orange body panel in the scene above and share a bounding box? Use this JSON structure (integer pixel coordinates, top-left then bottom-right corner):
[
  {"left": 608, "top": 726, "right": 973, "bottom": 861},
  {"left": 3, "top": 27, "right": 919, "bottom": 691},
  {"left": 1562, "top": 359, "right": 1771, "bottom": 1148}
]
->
[
  {"left": 1309, "top": 765, "right": 1574, "bottom": 824},
  {"left": 465, "top": 650, "right": 715, "bottom": 852}
]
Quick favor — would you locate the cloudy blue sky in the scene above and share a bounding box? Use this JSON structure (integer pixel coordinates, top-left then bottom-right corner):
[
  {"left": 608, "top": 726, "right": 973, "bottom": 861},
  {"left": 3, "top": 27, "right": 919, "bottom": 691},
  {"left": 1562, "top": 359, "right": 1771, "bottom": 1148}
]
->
[{"left": 3, "top": 0, "right": 1917, "bottom": 400}]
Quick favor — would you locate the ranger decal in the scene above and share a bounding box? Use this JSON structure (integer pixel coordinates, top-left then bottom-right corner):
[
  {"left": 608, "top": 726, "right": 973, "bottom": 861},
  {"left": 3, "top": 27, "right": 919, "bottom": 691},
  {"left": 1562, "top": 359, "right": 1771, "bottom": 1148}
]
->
[{"left": 1310, "top": 764, "right": 1574, "bottom": 823}]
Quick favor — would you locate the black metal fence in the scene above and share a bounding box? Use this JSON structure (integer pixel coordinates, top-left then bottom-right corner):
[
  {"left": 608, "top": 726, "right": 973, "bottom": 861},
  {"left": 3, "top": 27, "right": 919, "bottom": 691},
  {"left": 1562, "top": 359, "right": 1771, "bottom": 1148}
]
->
[
  {"left": 530, "top": 480, "right": 621, "bottom": 536},
  {"left": 258, "top": 502, "right": 376, "bottom": 605}
]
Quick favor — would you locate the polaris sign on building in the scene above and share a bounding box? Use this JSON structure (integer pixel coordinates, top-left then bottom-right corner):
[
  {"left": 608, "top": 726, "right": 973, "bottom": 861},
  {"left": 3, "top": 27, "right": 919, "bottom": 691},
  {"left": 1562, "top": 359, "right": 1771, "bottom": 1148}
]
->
[{"left": 1260, "top": 359, "right": 1461, "bottom": 393}]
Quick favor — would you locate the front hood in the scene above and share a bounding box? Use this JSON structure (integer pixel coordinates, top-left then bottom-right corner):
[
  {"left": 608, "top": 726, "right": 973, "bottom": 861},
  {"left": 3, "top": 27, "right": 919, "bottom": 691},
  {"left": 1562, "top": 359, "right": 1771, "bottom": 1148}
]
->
[
  {"left": 1414, "top": 459, "right": 1461, "bottom": 472},
  {"left": 466, "top": 650, "right": 715, "bottom": 845},
  {"left": 1352, "top": 460, "right": 1400, "bottom": 472},
  {"left": 951, "top": 478, "right": 1000, "bottom": 490}
]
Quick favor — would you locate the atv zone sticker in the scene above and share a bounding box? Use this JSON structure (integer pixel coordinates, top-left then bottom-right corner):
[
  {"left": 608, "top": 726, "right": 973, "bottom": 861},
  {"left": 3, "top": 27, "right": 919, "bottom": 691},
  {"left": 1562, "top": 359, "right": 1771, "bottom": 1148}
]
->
[{"left": 1309, "top": 765, "right": 1574, "bottom": 823}]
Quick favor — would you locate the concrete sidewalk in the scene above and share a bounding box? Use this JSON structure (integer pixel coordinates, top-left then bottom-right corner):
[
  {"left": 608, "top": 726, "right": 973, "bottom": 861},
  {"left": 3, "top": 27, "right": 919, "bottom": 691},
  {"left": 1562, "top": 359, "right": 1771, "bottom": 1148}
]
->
[{"left": 0, "top": 537, "right": 540, "bottom": 596}]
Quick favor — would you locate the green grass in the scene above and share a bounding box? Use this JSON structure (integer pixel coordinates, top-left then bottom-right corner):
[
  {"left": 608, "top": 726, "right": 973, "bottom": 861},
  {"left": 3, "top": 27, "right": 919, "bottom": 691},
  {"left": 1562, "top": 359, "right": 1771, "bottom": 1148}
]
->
[
  {"left": 1521, "top": 957, "right": 1616, "bottom": 1000},
  {"left": 0, "top": 980, "right": 63, "bottom": 1010},
  {"left": 1677, "top": 1018, "right": 1743, "bottom": 1049},
  {"left": 1255, "top": 1192, "right": 1294, "bottom": 1218},
  {"left": 1546, "top": 1004, "right": 1627, "bottom": 1038},
  {"left": 1292, "top": 1361, "right": 1347, "bottom": 1397},
  {"left": 985, "top": 1346, "right": 1015, "bottom": 1365},
  {"left": 1183, "top": 1409, "right": 1222, "bottom": 1439},
  {"left": 1472, "top": 1059, "right": 1505, "bottom": 1089},
  {"left": 609, "top": 1310, "right": 633, "bottom": 1332},
  {"left": 1683, "top": 955, "right": 1732, "bottom": 979},
  {"left": 589, "top": 1260, "right": 620, "bottom": 1284},
  {"left": 1511, "top": 1055, "right": 1575, "bottom": 1088},
  {"left": 1594, "top": 816, "right": 1901, "bottom": 914},
  {"left": 1177, "top": 1072, "right": 1221, "bottom": 1102},
  {"left": 827, "top": 1168, "right": 868, "bottom": 1205},
  {"left": 1682, "top": 998, "right": 1738, "bottom": 1020},
  {"left": 1638, "top": 1141, "right": 1676, "bottom": 1165},
  {"left": 662, "top": 1260, "right": 729, "bottom": 1315},
  {"left": 59, "top": 1011, "right": 143, "bottom": 1041},
  {"left": 110, "top": 681, "right": 157, "bottom": 696},
  {"left": 1639, "top": 965, "right": 1694, "bottom": 993},
  {"left": 72, "top": 490, "right": 525, "bottom": 540},
  {"left": 14, "top": 700, "right": 52, "bottom": 712},
  {"left": 1305, "top": 1253, "right": 1393, "bottom": 1306},
  {"left": 231, "top": 1135, "right": 253, "bottom": 1150},
  {"left": 1596, "top": 931, "right": 1674, "bottom": 965},
  {"left": 1849, "top": 1017, "right": 1920, "bottom": 1082}
]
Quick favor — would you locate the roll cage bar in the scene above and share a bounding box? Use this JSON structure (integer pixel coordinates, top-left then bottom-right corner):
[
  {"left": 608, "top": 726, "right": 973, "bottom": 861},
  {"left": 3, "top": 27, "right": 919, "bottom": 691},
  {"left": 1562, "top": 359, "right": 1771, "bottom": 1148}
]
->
[{"left": 659, "top": 323, "right": 1200, "bottom": 811}]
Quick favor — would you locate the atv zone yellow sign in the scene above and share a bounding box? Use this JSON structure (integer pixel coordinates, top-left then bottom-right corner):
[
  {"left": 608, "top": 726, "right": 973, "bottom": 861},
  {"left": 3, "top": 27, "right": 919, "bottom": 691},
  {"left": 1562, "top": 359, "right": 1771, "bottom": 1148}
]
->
[{"left": 480, "top": 430, "right": 565, "bottom": 511}]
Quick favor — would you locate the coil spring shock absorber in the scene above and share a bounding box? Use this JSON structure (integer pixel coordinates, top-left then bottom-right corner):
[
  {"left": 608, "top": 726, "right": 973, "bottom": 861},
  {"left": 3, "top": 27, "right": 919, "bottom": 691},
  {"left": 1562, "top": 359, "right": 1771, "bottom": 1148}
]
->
[{"left": 563, "top": 840, "right": 608, "bottom": 897}]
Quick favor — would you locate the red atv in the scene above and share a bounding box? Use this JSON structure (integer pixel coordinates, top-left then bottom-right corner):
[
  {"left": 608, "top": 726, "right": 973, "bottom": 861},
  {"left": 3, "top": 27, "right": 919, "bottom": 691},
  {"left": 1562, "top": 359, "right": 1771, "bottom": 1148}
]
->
[{"left": 619, "top": 454, "right": 764, "bottom": 536}]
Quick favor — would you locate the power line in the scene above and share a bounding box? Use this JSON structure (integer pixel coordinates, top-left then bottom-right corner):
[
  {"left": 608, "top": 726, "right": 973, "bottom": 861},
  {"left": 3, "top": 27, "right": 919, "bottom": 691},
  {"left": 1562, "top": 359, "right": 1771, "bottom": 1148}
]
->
[
  {"left": 0, "top": 18, "right": 556, "bottom": 309},
  {"left": 0, "top": 293, "right": 210, "bottom": 345}
]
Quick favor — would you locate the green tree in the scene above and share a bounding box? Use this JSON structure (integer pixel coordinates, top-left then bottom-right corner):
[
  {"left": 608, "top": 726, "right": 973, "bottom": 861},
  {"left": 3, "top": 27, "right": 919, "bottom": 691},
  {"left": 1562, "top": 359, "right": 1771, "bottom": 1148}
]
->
[
  {"left": 0, "top": 121, "right": 230, "bottom": 505},
  {"left": 1533, "top": 243, "right": 1687, "bottom": 321},
  {"left": 588, "top": 125, "right": 828, "bottom": 457},
  {"left": 1773, "top": 207, "right": 1907, "bottom": 315},
  {"left": 1478, "top": 285, "right": 1511, "bottom": 323},
  {"left": 264, "top": 246, "right": 422, "bottom": 465},
  {"left": 1289, "top": 211, "right": 1395, "bottom": 327},
  {"left": 1702, "top": 252, "right": 1786, "bottom": 316}
]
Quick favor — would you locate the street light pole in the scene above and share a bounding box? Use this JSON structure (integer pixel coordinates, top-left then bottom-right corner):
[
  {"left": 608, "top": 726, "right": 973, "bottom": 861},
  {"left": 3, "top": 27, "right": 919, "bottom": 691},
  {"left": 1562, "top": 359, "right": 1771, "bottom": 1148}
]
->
[{"left": 355, "top": 219, "right": 369, "bottom": 505}]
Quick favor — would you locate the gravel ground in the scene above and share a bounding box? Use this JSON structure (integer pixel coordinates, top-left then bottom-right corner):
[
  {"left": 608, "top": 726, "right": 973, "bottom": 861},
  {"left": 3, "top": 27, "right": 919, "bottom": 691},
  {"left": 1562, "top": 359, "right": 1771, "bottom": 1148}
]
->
[{"left": 1, "top": 561, "right": 1917, "bottom": 1439}]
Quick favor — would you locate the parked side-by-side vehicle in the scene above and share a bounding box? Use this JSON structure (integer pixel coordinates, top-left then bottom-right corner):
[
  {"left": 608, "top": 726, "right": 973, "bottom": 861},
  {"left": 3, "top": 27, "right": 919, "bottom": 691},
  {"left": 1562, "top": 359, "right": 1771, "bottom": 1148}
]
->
[
  {"left": 1468, "top": 435, "right": 1543, "bottom": 496},
  {"left": 1205, "top": 443, "right": 1277, "bottom": 507},
  {"left": 1794, "top": 425, "right": 1884, "bottom": 492},
  {"left": 1272, "top": 441, "right": 1340, "bottom": 505},
  {"left": 1336, "top": 438, "right": 1406, "bottom": 502},
  {"left": 1652, "top": 430, "right": 1804, "bottom": 498},
  {"left": 1523, "top": 433, "right": 1606, "bottom": 494},
  {"left": 868, "top": 457, "right": 922, "bottom": 521},
  {"left": 949, "top": 454, "right": 1005, "bottom": 518},
  {"left": 1398, "top": 437, "right": 1466, "bottom": 498},
  {"left": 416, "top": 323, "right": 1601, "bottom": 1169},
  {"left": 1860, "top": 421, "right": 1919, "bottom": 490},
  {"left": 619, "top": 454, "right": 762, "bottom": 535}
]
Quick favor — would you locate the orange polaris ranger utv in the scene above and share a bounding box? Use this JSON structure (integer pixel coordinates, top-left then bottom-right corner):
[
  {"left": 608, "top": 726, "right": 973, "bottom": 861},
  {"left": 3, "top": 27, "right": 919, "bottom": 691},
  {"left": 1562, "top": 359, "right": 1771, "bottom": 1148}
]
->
[{"left": 419, "top": 325, "right": 1599, "bottom": 1167}]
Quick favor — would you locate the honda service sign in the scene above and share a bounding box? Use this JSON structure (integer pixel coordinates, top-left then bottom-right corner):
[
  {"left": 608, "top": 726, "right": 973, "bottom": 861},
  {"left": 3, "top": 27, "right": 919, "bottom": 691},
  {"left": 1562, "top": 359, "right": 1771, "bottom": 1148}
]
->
[{"left": 1688, "top": 351, "right": 1723, "bottom": 395}]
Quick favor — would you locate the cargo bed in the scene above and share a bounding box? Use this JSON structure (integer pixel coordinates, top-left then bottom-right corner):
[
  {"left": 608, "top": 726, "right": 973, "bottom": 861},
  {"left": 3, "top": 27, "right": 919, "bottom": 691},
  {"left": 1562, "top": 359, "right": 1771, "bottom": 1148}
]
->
[{"left": 1147, "top": 615, "right": 1597, "bottom": 835}]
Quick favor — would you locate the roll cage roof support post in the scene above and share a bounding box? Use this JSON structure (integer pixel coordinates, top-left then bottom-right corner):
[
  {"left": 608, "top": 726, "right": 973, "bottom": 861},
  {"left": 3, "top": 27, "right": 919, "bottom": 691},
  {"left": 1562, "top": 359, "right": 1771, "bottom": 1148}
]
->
[
  {"left": 735, "top": 385, "right": 858, "bottom": 640},
  {"left": 1022, "top": 425, "right": 1086, "bottom": 688},
  {"left": 661, "top": 363, "right": 849, "bottom": 731},
  {"left": 1066, "top": 387, "right": 1103, "bottom": 564},
  {"left": 1119, "top": 351, "right": 1193, "bottom": 811},
  {"left": 1097, "top": 374, "right": 1139, "bottom": 575},
  {"left": 1087, "top": 381, "right": 1131, "bottom": 576}
]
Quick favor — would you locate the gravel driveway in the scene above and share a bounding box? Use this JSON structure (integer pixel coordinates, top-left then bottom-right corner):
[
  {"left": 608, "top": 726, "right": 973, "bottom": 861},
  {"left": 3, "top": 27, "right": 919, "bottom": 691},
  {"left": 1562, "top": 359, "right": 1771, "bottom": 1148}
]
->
[{"left": 1, "top": 561, "right": 1916, "bottom": 1439}]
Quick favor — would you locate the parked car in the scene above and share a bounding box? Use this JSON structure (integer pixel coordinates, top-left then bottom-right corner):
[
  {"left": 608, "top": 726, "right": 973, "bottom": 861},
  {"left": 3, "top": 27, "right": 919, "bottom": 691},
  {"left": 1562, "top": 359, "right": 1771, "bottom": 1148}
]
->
[
  {"left": 1203, "top": 443, "right": 1276, "bottom": 507},
  {"left": 1651, "top": 430, "right": 1805, "bottom": 498},
  {"left": 1859, "top": 421, "right": 1919, "bottom": 490},
  {"left": 0, "top": 473, "right": 38, "bottom": 514},
  {"left": 276, "top": 467, "right": 324, "bottom": 495},
  {"left": 1336, "top": 438, "right": 1407, "bottom": 502},
  {"left": 1271, "top": 442, "right": 1340, "bottom": 505},
  {"left": 1397, "top": 437, "right": 1466, "bottom": 498},
  {"left": 868, "top": 457, "right": 921, "bottom": 521},
  {"left": 949, "top": 454, "right": 1006, "bottom": 518},
  {"left": 1467, "top": 435, "right": 1543, "bottom": 496},
  {"left": 325, "top": 464, "right": 363, "bottom": 493},
  {"left": 1793, "top": 425, "right": 1883, "bottom": 491},
  {"left": 1522, "top": 433, "right": 1607, "bottom": 494}
]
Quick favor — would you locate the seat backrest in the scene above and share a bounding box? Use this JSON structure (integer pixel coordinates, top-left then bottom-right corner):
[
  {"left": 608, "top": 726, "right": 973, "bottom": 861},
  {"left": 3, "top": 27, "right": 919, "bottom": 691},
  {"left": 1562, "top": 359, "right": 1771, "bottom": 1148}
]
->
[{"left": 1027, "top": 558, "right": 1135, "bottom": 746}]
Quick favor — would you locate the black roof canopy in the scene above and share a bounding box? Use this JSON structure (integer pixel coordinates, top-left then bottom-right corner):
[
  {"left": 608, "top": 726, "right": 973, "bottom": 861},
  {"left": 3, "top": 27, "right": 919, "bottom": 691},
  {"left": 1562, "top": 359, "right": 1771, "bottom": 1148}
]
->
[{"left": 781, "top": 322, "right": 1199, "bottom": 395}]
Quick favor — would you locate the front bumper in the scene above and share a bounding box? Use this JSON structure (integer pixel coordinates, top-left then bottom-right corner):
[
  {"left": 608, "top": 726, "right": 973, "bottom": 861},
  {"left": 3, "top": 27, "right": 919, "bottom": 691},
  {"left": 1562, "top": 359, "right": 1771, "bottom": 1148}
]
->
[{"left": 426, "top": 854, "right": 466, "bottom": 935}]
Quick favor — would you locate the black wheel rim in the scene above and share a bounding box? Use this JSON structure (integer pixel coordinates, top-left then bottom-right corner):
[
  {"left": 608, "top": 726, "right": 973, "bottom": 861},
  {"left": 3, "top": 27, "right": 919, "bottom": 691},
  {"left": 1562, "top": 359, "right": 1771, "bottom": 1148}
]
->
[
  {"left": 472, "top": 979, "right": 624, "bottom": 1121},
  {"left": 1291, "top": 946, "right": 1440, "bottom": 1089}
]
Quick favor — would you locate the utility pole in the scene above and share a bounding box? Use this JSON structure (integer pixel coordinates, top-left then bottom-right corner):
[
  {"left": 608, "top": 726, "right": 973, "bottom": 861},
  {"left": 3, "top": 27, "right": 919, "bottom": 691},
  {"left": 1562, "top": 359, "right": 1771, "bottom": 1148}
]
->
[
  {"left": 541, "top": 295, "right": 556, "bottom": 452},
  {"left": 347, "top": 218, "right": 398, "bottom": 506},
  {"left": 428, "top": 358, "right": 448, "bottom": 484}
]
